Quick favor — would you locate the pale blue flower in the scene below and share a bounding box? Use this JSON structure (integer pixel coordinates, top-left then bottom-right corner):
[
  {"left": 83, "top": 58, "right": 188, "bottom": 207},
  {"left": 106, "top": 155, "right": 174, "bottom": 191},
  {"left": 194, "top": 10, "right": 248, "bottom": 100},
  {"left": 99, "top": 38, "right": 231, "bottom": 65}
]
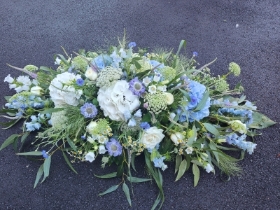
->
[
  {"left": 80, "top": 103, "right": 98, "bottom": 118},
  {"left": 128, "top": 42, "right": 136, "bottom": 48},
  {"left": 106, "top": 138, "right": 122, "bottom": 157}
]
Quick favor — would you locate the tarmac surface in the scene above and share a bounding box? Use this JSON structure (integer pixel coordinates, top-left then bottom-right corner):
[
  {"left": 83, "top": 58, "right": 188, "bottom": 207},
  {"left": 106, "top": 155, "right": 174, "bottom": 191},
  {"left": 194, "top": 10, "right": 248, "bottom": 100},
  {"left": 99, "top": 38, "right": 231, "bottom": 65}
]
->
[{"left": 0, "top": 0, "right": 280, "bottom": 209}]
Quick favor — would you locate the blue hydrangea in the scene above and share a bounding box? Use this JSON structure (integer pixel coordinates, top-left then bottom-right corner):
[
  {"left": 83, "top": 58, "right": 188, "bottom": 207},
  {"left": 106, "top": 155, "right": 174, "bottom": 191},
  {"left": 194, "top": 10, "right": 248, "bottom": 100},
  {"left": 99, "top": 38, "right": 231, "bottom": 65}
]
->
[
  {"left": 91, "top": 54, "right": 112, "bottom": 70},
  {"left": 76, "top": 78, "right": 84, "bottom": 86}
]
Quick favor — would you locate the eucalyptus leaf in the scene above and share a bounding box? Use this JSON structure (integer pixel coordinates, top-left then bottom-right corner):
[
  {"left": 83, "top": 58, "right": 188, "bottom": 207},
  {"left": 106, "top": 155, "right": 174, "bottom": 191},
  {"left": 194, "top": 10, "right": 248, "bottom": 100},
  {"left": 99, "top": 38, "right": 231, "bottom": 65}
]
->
[
  {"left": 62, "top": 151, "right": 78, "bottom": 174},
  {"left": 175, "top": 159, "right": 187, "bottom": 181},
  {"left": 209, "top": 142, "right": 220, "bottom": 163},
  {"left": 203, "top": 123, "right": 220, "bottom": 137},
  {"left": 41, "top": 156, "right": 51, "bottom": 183},
  {"left": 21, "top": 132, "right": 30, "bottom": 143},
  {"left": 94, "top": 172, "right": 117, "bottom": 179},
  {"left": 176, "top": 40, "right": 186, "bottom": 56},
  {"left": 192, "top": 164, "right": 200, "bottom": 187},
  {"left": 98, "top": 185, "right": 119, "bottom": 196},
  {"left": 122, "top": 182, "right": 132, "bottom": 206},
  {"left": 66, "top": 137, "right": 77, "bottom": 151},
  {"left": 17, "top": 151, "right": 42, "bottom": 156},
  {"left": 175, "top": 154, "right": 182, "bottom": 174},
  {"left": 34, "top": 164, "right": 44, "bottom": 188},
  {"left": 194, "top": 91, "right": 209, "bottom": 111},
  {"left": 131, "top": 152, "right": 136, "bottom": 172},
  {"left": 127, "top": 176, "right": 152, "bottom": 183},
  {"left": 249, "top": 112, "right": 276, "bottom": 129},
  {"left": 39, "top": 108, "right": 64, "bottom": 114},
  {"left": 0, "top": 134, "right": 19, "bottom": 151}
]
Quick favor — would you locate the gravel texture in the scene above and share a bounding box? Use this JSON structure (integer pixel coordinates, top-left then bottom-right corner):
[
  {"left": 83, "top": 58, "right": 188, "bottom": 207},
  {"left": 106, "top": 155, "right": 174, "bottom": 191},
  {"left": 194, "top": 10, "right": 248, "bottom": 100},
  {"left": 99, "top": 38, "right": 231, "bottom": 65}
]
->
[{"left": 0, "top": 0, "right": 279, "bottom": 209}]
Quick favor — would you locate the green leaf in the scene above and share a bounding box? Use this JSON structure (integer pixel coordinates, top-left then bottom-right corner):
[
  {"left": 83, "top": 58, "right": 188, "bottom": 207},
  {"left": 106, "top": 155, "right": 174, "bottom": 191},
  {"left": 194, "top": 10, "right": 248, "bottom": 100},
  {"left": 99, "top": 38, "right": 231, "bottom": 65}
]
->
[
  {"left": 41, "top": 156, "right": 51, "bottom": 183},
  {"left": 98, "top": 185, "right": 119, "bottom": 196},
  {"left": 94, "top": 172, "right": 117, "bottom": 179},
  {"left": 151, "top": 194, "right": 161, "bottom": 210},
  {"left": 122, "top": 182, "right": 132, "bottom": 206},
  {"left": 176, "top": 40, "right": 187, "bottom": 56},
  {"left": 187, "top": 125, "right": 197, "bottom": 147},
  {"left": 175, "top": 154, "right": 182, "bottom": 174},
  {"left": 192, "top": 164, "right": 200, "bottom": 187},
  {"left": 66, "top": 137, "right": 77, "bottom": 151},
  {"left": 39, "top": 66, "right": 52, "bottom": 72},
  {"left": 249, "top": 112, "right": 276, "bottom": 129},
  {"left": 194, "top": 91, "right": 209, "bottom": 111},
  {"left": 175, "top": 159, "right": 187, "bottom": 181},
  {"left": 17, "top": 151, "right": 42, "bottom": 156},
  {"left": 0, "top": 119, "right": 20, "bottom": 129},
  {"left": 131, "top": 152, "right": 136, "bottom": 171},
  {"left": 0, "top": 134, "right": 19, "bottom": 151},
  {"left": 238, "top": 95, "right": 246, "bottom": 103},
  {"left": 127, "top": 176, "right": 152, "bottom": 183},
  {"left": 203, "top": 123, "right": 220, "bottom": 137},
  {"left": 21, "top": 132, "right": 30, "bottom": 143},
  {"left": 209, "top": 142, "right": 220, "bottom": 163},
  {"left": 179, "top": 88, "right": 189, "bottom": 97},
  {"left": 39, "top": 108, "right": 64, "bottom": 114},
  {"left": 34, "top": 164, "right": 44, "bottom": 188},
  {"left": 62, "top": 151, "right": 78, "bottom": 174}
]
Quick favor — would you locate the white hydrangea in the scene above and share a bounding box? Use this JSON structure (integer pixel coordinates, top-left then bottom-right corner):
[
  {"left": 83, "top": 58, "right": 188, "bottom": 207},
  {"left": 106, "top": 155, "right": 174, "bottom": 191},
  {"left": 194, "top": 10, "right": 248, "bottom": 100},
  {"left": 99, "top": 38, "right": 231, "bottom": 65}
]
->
[
  {"left": 97, "top": 80, "right": 140, "bottom": 121},
  {"left": 49, "top": 72, "right": 83, "bottom": 107}
]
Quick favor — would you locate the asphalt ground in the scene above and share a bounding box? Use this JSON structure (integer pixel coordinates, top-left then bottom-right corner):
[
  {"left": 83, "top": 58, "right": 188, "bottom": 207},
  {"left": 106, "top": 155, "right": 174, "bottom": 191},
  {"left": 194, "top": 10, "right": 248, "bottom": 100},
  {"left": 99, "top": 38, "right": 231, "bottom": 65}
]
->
[{"left": 0, "top": 0, "right": 280, "bottom": 209}]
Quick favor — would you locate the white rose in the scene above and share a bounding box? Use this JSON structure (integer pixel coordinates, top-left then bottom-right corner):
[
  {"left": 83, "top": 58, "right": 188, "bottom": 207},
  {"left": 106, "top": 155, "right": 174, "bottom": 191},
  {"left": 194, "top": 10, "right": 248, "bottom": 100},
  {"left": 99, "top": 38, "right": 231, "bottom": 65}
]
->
[
  {"left": 99, "top": 145, "right": 106, "bottom": 154},
  {"left": 140, "top": 127, "right": 165, "bottom": 150},
  {"left": 85, "top": 151, "right": 96, "bottom": 162},
  {"left": 163, "top": 92, "right": 174, "bottom": 105},
  {"left": 85, "top": 67, "right": 98, "bottom": 80},
  {"left": 170, "top": 132, "right": 184, "bottom": 145},
  {"left": 30, "top": 86, "right": 43, "bottom": 96},
  {"left": 97, "top": 80, "right": 140, "bottom": 121}
]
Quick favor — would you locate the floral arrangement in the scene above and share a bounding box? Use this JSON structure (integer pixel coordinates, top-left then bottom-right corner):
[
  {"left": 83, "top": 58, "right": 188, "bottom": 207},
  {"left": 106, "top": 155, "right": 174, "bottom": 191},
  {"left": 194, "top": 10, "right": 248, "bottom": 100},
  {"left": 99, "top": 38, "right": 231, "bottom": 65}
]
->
[{"left": 0, "top": 38, "right": 275, "bottom": 209}]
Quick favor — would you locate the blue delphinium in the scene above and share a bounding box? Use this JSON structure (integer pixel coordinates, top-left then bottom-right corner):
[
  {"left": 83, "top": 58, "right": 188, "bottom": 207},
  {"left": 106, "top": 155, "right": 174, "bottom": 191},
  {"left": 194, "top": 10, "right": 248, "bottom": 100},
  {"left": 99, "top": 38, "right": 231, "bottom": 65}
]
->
[
  {"left": 25, "top": 115, "right": 41, "bottom": 132},
  {"left": 225, "top": 133, "right": 257, "bottom": 154},
  {"left": 80, "top": 103, "right": 98, "bottom": 118},
  {"left": 153, "top": 156, "right": 167, "bottom": 171},
  {"left": 193, "top": 51, "right": 198, "bottom": 57},
  {"left": 106, "top": 138, "right": 122, "bottom": 157},
  {"left": 128, "top": 42, "right": 136, "bottom": 48},
  {"left": 140, "top": 122, "right": 150, "bottom": 130},
  {"left": 129, "top": 77, "right": 145, "bottom": 96},
  {"left": 76, "top": 78, "right": 84, "bottom": 86},
  {"left": 41, "top": 150, "right": 49, "bottom": 159}
]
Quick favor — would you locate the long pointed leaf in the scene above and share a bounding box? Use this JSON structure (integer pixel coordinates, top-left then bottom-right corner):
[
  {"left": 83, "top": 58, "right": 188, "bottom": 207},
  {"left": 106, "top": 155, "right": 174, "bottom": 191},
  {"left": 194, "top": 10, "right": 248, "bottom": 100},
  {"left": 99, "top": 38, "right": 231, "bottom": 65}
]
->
[
  {"left": 127, "top": 176, "right": 152, "bottom": 183},
  {"left": 94, "top": 172, "right": 117, "bottom": 179},
  {"left": 122, "top": 182, "right": 132, "bottom": 206},
  {"left": 62, "top": 151, "right": 78, "bottom": 174},
  {"left": 34, "top": 164, "right": 44, "bottom": 188},
  {"left": 41, "top": 156, "right": 51, "bottom": 183},
  {"left": 175, "top": 159, "right": 187, "bottom": 181},
  {"left": 0, "top": 134, "right": 19, "bottom": 151},
  {"left": 17, "top": 151, "right": 42, "bottom": 156},
  {"left": 99, "top": 185, "right": 119, "bottom": 196},
  {"left": 192, "top": 164, "right": 200, "bottom": 187}
]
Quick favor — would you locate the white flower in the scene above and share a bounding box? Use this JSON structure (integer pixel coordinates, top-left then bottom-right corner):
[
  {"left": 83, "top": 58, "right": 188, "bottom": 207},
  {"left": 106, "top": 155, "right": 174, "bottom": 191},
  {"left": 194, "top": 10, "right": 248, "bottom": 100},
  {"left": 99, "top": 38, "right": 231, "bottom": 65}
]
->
[
  {"left": 86, "top": 121, "right": 98, "bottom": 135},
  {"left": 157, "top": 85, "right": 167, "bottom": 92},
  {"left": 169, "top": 112, "right": 176, "bottom": 120},
  {"left": 85, "top": 67, "right": 98, "bottom": 81},
  {"left": 185, "top": 147, "right": 193, "bottom": 154},
  {"left": 119, "top": 48, "right": 127, "bottom": 58},
  {"left": 143, "top": 77, "right": 151, "bottom": 86},
  {"left": 97, "top": 80, "right": 140, "bottom": 121},
  {"left": 205, "top": 163, "right": 214, "bottom": 173},
  {"left": 98, "top": 145, "right": 107, "bottom": 154},
  {"left": 161, "top": 164, "right": 168, "bottom": 171},
  {"left": 85, "top": 151, "right": 96, "bottom": 162},
  {"left": 87, "top": 136, "right": 95, "bottom": 143},
  {"left": 148, "top": 85, "right": 157, "bottom": 94},
  {"left": 170, "top": 132, "right": 184, "bottom": 145},
  {"left": 153, "top": 75, "right": 161, "bottom": 82},
  {"left": 50, "top": 108, "right": 67, "bottom": 130},
  {"left": 201, "top": 143, "right": 205, "bottom": 149},
  {"left": 128, "top": 118, "right": 136, "bottom": 127},
  {"left": 140, "top": 126, "right": 165, "bottom": 150},
  {"left": 15, "top": 76, "right": 32, "bottom": 92},
  {"left": 134, "top": 109, "right": 142, "bottom": 118},
  {"left": 163, "top": 92, "right": 174, "bottom": 105},
  {"left": 54, "top": 57, "right": 61, "bottom": 65},
  {"left": 49, "top": 72, "right": 83, "bottom": 106},
  {"left": 4, "top": 74, "right": 14, "bottom": 83},
  {"left": 30, "top": 86, "right": 43, "bottom": 96},
  {"left": 97, "top": 135, "right": 108, "bottom": 144}
]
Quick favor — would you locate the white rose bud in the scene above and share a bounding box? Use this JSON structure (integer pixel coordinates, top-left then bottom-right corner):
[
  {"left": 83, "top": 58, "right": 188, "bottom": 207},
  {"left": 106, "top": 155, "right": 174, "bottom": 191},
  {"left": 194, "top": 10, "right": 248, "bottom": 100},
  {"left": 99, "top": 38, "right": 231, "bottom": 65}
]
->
[
  {"left": 30, "top": 86, "right": 43, "bottom": 96},
  {"left": 170, "top": 132, "right": 184, "bottom": 145},
  {"left": 85, "top": 67, "right": 98, "bottom": 81}
]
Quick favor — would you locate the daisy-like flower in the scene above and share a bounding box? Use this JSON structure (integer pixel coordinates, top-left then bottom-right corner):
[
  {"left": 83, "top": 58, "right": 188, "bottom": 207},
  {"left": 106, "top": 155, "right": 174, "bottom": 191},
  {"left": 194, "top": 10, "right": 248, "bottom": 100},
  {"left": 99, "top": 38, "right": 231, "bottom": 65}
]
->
[
  {"left": 80, "top": 103, "right": 98, "bottom": 118},
  {"left": 106, "top": 138, "right": 122, "bottom": 157},
  {"left": 129, "top": 77, "right": 145, "bottom": 96}
]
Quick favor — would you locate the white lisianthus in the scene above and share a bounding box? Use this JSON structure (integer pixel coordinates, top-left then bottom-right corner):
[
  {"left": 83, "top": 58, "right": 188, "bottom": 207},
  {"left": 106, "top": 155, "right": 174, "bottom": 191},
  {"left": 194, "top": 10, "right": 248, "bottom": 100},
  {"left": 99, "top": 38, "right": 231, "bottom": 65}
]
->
[
  {"left": 148, "top": 85, "right": 157, "bottom": 94},
  {"left": 205, "top": 163, "right": 214, "bottom": 173},
  {"left": 97, "top": 80, "right": 140, "bottom": 121},
  {"left": 30, "top": 86, "right": 43, "bottom": 96},
  {"left": 85, "top": 151, "right": 96, "bottom": 162},
  {"left": 153, "top": 75, "right": 161, "bottom": 82},
  {"left": 98, "top": 145, "right": 106, "bottom": 154},
  {"left": 163, "top": 92, "right": 174, "bottom": 105},
  {"left": 49, "top": 72, "right": 83, "bottom": 107},
  {"left": 85, "top": 67, "right": 98, "bottom": 81},
  {"left": 143, "top": 77, "right": 151, "bottom": 86},
  {"left": 54, "top": 57, "right": 61, "bottom": 65},
  {"left": 170, "top": 132, "right": 184, "bottom": 145},
  {"left": 14, "top": 76, "right": 32, "bottom": 92},
  {"left": 185, "top": 147, "right": 194, "bottom": 154},
  {"left": 140, "top": 127, "right": 165, "bottom": 150}
]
